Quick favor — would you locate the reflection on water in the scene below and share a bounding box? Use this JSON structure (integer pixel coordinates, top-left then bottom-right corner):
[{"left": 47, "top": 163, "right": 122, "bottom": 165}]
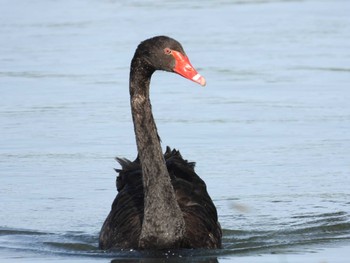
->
[
  {"left": 111, "top": 258, "right": 218, "bottom": 263},
  {"left": 1, "top": 0, "right": 350, "bottom": 261}
]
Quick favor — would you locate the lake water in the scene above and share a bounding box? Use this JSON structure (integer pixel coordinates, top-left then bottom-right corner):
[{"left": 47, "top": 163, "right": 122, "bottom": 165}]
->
[{"left": 1, "top": 0, "right": 350, "bottom": 262}]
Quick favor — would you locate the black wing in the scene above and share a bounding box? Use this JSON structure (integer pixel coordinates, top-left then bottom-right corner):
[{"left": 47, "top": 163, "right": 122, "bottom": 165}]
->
[{"left": 98, "top": 147, "right": 221, "bottom": 249}]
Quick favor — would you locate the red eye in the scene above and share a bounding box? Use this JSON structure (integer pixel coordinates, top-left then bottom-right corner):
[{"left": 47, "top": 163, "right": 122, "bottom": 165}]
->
[{"left": 164, "top": 48, "right": 172, "bottom": 55}]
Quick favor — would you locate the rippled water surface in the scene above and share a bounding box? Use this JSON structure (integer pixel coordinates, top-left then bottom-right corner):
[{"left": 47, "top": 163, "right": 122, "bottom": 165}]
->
[{"left": 1, "top": 0, "right": 350, "bottom": 262}]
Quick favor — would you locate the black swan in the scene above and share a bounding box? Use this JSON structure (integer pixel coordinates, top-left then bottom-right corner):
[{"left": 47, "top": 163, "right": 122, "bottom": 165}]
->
[{"left": 99, "top": 36, "right": 222, "bottom": 250}]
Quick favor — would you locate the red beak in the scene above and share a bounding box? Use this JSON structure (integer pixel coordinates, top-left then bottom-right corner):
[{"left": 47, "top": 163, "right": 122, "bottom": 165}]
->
[{"left": 171, "top": 50, "right": 206, "bottom": 86}]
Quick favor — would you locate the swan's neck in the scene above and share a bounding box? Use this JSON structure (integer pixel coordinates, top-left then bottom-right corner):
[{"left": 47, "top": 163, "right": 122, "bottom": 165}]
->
[{"left": 129, "top": 57, "right": 185, "bottom": 249}]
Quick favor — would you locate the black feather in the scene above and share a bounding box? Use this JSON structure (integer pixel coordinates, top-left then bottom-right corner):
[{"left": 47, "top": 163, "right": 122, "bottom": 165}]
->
[{"left": 99, "top": 147, "right": 222, "bottom": 249}]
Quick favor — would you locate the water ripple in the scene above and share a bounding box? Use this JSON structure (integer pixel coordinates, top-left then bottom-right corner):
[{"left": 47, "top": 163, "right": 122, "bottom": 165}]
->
[{"left": 1, "top": 211, "right": 349, "bottom": 260}]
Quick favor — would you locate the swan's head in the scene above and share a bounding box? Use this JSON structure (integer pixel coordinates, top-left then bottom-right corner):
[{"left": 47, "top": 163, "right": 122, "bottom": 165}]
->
[{"left": 136, "top": 36, "right": 206, "bottom": 86}]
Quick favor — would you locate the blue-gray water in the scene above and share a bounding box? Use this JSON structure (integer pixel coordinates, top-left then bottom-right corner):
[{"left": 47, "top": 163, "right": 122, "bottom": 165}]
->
[{"left": 1, "top": 0, "right": 350, "bottom": 262}]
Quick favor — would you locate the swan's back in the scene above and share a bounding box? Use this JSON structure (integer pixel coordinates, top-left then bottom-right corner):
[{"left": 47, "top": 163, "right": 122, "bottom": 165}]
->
[{"left": 99, "top": 147, "right": 222, "bottom": 249}]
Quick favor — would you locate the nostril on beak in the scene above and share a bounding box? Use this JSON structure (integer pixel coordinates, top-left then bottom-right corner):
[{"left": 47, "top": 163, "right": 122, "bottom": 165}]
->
[{"left": 185, "top": 65, "right": 193, "bottom": 71}]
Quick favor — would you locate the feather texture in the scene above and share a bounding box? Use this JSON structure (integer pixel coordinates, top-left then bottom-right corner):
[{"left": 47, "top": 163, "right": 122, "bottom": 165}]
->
[{"left": 99, "top": 147, "right": 222, "bottom": 249}]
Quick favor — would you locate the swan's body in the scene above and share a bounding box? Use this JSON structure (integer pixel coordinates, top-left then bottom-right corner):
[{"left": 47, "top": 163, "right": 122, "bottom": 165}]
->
[{"left": 99, "top": 36, "right": 222, "bottom": 250}]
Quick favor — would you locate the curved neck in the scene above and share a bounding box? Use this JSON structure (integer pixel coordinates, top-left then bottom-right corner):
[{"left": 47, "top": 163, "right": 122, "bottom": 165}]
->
[
  {"left": 129, "top": 57, "right": 162, "bottom": 170},
  {"left": 129, "top": 56, "right": 185, "bottom": 249}
]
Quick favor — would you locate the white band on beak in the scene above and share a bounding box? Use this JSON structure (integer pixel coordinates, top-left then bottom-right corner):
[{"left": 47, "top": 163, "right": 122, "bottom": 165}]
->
[{"left": 192, "top": 73, "right": 201, "bottom": 81}]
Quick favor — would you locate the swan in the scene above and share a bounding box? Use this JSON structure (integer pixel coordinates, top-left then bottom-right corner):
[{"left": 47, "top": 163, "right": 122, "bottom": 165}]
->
[{"left": 99, "top": 36, "right": 222, "bottom": 250}]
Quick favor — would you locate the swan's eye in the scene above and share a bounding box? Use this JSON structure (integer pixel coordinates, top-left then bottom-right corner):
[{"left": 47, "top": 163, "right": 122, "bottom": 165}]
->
[{"left": 164, "top": 48, "right": 172, "bottom": 55}]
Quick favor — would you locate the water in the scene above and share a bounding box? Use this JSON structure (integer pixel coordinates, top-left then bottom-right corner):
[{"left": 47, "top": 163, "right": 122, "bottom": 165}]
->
[{"left": 1, "top": 0, "right": 350, "bottom": 262}]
